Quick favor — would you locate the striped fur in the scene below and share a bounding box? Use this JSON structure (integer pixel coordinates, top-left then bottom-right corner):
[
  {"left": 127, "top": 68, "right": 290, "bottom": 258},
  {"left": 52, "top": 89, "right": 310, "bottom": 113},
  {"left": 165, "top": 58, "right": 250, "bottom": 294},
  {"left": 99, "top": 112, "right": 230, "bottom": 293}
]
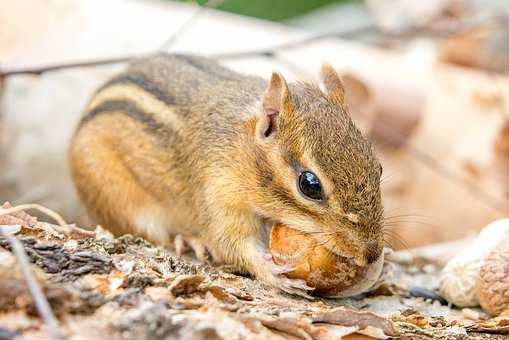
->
[{"left": 69, "top": 54, "right": 384, "bottom": 292}]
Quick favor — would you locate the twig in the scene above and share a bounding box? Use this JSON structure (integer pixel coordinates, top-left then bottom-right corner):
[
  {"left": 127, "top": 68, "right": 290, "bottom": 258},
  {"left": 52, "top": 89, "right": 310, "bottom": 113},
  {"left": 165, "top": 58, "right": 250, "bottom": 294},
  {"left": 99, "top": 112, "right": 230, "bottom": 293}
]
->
[
  {"left": 0, "top": 8, "right": 493, "bottom": 77},
  {"left": 0, "top": 15, "right": 482, "bottom": 77},
  {"left": 0, "top": 56, "right": 135, "bottom": 77},
  {"left": 406, "top": 143, "right": 508, "bottom": 213},
  {"left": 159, "top": 0, "right": 225, "bottom": 51},
  {"left": 374, "top": 120, "right": 508, "bottom": 213},
  {"left": 0, "top": 203, "right": 67, "bottom": 226},
  {"left": 0, "top": 24, "right": 373, "bottom": 77},
  {"left": 212, "top": 24, "right": 374, "bottom": 60},
  {"left": 0, "top": 0, "right": 225, "bottom": 77},
  {"left": 50, "top": 223, "right": 96, "bottom": 239},
  {"left": 0, "top": 229, "right": 61, "bottom": 340},
  {"left": 0, "top": 203, "right": 95, "bottom": 238}
]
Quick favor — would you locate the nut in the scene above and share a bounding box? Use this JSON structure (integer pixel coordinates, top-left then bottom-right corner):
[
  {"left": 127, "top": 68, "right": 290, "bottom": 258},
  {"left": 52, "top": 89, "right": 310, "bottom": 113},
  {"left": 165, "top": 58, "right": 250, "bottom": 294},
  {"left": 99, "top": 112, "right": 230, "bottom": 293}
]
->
[
  {"left": 439, "top": 218, "right": 509, "bottom": 307},
  {"left": 269, "top": 223, "right": 382, "bottom": 297},
  {"left": 476, "top": 235, "right": 509, "bottom": 316}
]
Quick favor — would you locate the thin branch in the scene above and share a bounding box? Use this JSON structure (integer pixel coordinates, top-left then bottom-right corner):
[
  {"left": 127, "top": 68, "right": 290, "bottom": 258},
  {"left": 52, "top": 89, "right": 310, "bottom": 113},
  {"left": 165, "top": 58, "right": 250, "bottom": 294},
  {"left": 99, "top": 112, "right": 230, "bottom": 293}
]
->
[
  {"left": 0, "top": 24, "right": 373, "bottom": 77},
  {"left": 0, "top": 203, "right": 67, "bottom": 226},
  {"left": 159, "top": 0, "right": 225, "bottom": 51},
  {"left": 0, "top": 230, "right": 61, "bottom": 340},
  {"left": 374, "top": 120, "right": 508, "bottom": 213},
  {"left": 212, "top": 24, "right": 374, "bottom": 60},
  {"left": 0, "top": 56, "right": 136, "bottom": 77},
  {"left": 0, "top": 9, "right": 496, "bottom": 77},
  {"left": 0, "top": 0, "right": 225, "bottom": 77},
  {"left": 407, "top": 144, "right": 507, "bottom": 212},
  {"left": 50, "top": 223, "right": 96, "bottom": 239}
]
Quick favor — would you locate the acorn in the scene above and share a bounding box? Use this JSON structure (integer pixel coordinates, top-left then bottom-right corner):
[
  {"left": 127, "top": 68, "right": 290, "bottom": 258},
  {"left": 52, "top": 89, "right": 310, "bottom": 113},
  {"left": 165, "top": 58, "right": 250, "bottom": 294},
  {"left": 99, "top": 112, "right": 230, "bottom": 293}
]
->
[
  {"left": 269, "top": 223, "right": 383, "bottom": 297},
  {"left": 476, "top": 234, "right": 509, "bottom": 316}
]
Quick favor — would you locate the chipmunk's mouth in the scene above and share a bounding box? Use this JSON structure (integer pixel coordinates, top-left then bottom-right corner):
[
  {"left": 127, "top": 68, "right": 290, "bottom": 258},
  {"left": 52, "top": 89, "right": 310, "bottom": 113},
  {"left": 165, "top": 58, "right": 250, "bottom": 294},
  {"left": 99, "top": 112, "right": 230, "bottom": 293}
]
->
[{"left": 325, "top": 252, "right": 385, "bottom": 298}]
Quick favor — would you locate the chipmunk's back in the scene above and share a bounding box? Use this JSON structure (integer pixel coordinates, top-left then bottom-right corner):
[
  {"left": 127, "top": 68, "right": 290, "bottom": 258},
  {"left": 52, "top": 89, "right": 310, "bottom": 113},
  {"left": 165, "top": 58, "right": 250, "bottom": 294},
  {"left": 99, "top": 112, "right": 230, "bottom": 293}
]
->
[{"left": 71, "top": 54, "right": 266, "bottom": 243}]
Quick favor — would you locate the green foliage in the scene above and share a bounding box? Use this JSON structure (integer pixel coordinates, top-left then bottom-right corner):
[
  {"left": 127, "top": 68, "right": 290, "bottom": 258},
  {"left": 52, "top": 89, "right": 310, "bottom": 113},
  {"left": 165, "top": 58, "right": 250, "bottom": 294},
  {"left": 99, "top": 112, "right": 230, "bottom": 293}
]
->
[{"left": 175, "top": 0, "right": 354, "bottom": 21}]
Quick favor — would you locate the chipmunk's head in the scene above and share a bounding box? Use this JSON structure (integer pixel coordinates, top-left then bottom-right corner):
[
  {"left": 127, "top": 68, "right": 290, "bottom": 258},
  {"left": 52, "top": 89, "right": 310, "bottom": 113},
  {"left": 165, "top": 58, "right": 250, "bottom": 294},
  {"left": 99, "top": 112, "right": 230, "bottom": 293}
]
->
[{"left": 250, "top": 64, "right": 384, "bottom": 267}]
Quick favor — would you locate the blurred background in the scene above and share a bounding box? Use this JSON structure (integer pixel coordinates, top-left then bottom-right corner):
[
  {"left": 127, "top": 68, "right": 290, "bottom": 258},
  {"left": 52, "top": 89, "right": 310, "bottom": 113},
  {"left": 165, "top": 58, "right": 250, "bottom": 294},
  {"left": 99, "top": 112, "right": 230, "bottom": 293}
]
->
[
  {"left": 175, "top": 0, "right": 356, "bottom": 21},
  {"left": 1, "top": 0, "right": 509, "bottom": 249}
]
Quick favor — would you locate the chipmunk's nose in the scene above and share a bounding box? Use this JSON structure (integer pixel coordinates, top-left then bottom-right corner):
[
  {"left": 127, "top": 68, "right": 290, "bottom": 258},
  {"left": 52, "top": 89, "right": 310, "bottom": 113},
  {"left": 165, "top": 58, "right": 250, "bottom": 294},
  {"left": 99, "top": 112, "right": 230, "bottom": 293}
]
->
[{"left": 365, "top": 240, "right": 382, "bottom": 264}]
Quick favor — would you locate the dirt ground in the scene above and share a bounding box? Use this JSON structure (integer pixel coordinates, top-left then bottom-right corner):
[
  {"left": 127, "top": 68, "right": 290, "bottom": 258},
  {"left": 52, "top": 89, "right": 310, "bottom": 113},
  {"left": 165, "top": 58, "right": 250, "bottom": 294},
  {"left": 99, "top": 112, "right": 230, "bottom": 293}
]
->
[{"left": 1, "top": 205, "right": 509, "bottom": 340}]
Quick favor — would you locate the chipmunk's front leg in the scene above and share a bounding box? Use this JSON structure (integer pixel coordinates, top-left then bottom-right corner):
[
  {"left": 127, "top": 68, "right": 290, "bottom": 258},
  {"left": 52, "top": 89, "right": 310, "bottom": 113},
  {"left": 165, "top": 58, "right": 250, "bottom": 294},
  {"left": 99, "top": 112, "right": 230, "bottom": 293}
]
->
[
  {"left": 208, "top": 215, "right": 314, "bottom": 298},
  {"left": 244, "top": 238, "right": 314, "bottom": 298}
]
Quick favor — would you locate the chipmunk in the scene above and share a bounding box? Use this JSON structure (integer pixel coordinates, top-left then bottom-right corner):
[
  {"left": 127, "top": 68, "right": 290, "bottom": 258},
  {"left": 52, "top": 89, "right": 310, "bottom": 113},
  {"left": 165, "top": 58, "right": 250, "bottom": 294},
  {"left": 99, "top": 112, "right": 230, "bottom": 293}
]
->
[{"left": 69, "top": 54, "right": 384, "bottom": 297}]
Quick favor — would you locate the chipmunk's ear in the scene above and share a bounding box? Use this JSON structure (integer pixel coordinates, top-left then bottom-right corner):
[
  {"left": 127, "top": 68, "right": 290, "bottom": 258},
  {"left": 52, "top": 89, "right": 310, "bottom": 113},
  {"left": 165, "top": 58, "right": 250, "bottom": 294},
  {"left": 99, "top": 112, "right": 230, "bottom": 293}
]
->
[
  {"left": 258, "top": 72, "right": 293, "bottom": 139},
  {"left": 320, "top": 63, "right": 345, "bottom": 105}
]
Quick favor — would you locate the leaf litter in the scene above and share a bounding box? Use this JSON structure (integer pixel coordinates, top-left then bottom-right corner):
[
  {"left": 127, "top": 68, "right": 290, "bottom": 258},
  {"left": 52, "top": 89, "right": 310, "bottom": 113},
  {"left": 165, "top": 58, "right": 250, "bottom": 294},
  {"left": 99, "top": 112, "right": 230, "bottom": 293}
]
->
[{"left": 1, "top": 202, "right": 509, "bottom": 339}]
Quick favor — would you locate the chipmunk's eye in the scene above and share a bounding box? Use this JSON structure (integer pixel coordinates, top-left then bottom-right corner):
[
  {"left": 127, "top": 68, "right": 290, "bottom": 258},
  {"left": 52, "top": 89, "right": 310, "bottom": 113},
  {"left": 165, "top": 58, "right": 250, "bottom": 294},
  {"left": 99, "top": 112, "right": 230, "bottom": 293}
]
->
[{"left": 298, "top": 171, "right": 323, "bottom": 201}]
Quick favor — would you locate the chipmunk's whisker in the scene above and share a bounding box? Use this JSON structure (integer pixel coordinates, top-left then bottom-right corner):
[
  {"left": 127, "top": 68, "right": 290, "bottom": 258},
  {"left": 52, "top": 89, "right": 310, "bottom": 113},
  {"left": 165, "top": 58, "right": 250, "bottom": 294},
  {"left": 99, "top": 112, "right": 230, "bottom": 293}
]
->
[{"left": 383, "top": 229, "right": 409, "bottom": 250}]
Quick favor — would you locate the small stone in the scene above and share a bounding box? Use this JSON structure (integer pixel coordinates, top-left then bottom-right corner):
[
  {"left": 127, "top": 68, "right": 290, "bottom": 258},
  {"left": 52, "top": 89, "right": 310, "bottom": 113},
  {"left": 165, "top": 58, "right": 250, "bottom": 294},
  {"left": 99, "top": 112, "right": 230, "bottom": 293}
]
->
[
  {"left": 94, "top": 225, "right": 114, "bottom": 241},
  {"left": 117, "top": 260, "right": 135, "bottom": 275},
  {"left": 387, "top": 250, "right": 414, "bottom": 264},
  {"left": 409, "top": 286, "right": 447, "bottom": 305},
  {"left": 63, "top": 240, "right": 79, "bottom": 251},
  {"left": 462, "top": 308, "right": 481, "bottom": 320}
]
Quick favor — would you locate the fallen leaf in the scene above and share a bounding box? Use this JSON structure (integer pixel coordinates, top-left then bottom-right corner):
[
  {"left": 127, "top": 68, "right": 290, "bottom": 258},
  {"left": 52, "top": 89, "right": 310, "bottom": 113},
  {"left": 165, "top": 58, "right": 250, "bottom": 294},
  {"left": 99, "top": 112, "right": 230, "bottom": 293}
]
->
[
  {"left": 81, "top": 271, "right": 127, "bottom": 297},
  {"left": 202, "top": 285, "right": 237, "bottom": 304},
  {"left": 145, "top": 286, "right": 173, "bottom": 302},
  {"left": 312, "top": 307, "right": 396, "bottom": 337},
  {"left": 467, "top": 317, "right": 509, "bottom": 334},
  {"left": 169, "top": 274, "right": 204, "bottom": 297},
  {"left": 259, "top": 317, "right": 313, "bottom": 340}
]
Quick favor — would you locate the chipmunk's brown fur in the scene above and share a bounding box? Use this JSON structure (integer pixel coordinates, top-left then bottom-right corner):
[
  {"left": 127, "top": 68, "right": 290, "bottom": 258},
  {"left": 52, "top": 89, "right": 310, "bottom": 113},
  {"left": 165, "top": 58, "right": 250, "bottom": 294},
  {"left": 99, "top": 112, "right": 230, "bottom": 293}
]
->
[{"left": 69, "top": 54, "right": 384, "bottom": 296}]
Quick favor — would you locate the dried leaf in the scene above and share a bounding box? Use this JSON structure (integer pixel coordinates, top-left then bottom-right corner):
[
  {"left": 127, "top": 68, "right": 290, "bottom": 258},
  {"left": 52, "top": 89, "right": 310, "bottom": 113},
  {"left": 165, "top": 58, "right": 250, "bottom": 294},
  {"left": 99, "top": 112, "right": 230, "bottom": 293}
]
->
[
  {"left": 145, "top": 286, "right": 173, "bottom": 302},
  {"left": 466, "top": 317, "right": 509, "bottom": 334},
  {"left": 312, "top": 307, "right": 396, "bottom": 337},
  {"left": 81, "top": 271, "right": 127, "bottom": 297},
  {"left": 228, "top": 288, "right": 254, "bottom": 301},
  {"left": 169, "top": 274, "right": 204, "bottom": 297},
  {"left": 260, "top": 317, "right": 313, "bottom": 340},
  {"left": 202, "top": 285, "right": 237, "bottom": 304},
  {"left": 1, "top": 202, "right": 38, "bottom": 228}
]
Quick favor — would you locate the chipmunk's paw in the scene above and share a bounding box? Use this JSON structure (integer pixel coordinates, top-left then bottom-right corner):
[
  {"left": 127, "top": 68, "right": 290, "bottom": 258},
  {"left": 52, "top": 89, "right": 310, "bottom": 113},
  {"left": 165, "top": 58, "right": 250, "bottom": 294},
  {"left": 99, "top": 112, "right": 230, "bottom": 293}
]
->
[
  {"left": 174, "top": 235, "right": 213, "bottom": 262},
  {"left": 259, "top": 253, "right": 314, "bottom": 299}
]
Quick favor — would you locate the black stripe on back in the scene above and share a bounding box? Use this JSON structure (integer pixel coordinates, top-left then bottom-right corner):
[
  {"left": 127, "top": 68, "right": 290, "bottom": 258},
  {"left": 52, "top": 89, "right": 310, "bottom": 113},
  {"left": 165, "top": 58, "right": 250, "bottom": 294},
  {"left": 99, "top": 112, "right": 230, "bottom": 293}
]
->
[
  {"left": 79, "top": 99, "right": 163, "bottom": 131},
  {"left": 95, "top": 73, "right": 176, "bottom": 106}
]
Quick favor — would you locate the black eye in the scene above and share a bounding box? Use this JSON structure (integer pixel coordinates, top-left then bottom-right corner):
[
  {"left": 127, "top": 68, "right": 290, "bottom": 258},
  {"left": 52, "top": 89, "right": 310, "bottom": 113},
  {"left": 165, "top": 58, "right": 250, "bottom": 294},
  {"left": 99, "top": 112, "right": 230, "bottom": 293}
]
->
[{"left": 298, "top": 171, "right": 323, "bottom": 201}]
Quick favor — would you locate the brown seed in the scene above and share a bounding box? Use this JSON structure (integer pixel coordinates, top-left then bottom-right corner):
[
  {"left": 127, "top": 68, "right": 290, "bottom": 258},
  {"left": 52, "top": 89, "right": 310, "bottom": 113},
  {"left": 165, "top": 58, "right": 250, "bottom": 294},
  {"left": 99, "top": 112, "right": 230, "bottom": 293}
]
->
[{"left": 269, "top": 223, "right": 369, "bottom": 297}]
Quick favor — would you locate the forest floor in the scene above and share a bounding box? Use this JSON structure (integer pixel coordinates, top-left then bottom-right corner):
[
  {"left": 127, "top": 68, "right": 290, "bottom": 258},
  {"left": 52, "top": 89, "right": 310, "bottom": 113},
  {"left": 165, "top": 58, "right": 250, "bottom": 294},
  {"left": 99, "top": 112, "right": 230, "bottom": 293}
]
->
[{"left": 1, "top": 203, "right": 509, "bottom": 340}]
